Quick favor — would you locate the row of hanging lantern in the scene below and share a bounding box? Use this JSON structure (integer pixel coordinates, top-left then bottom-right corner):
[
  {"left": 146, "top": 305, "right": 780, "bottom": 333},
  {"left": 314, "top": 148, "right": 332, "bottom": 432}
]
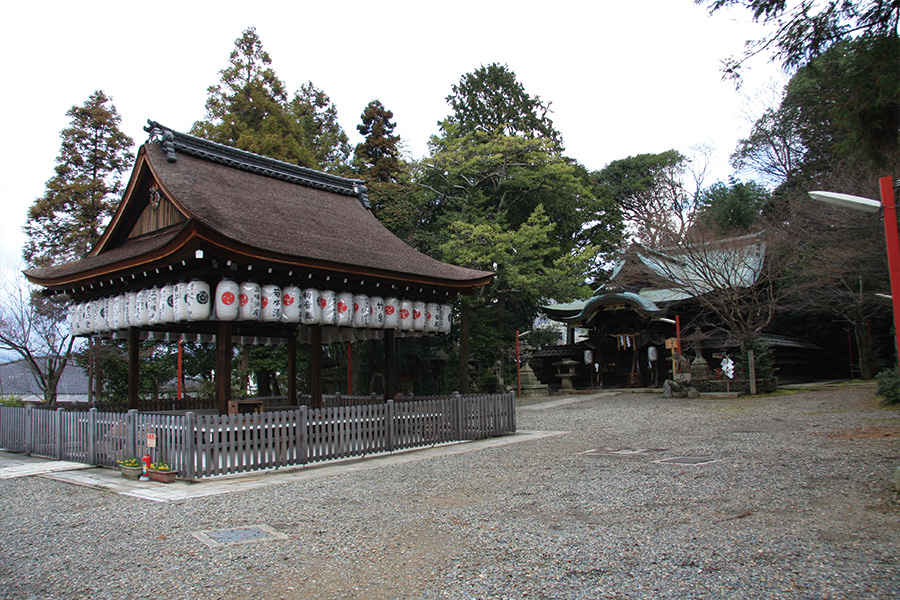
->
[{"left": 68, "top": 278, "right": 453, "bottom": 336}]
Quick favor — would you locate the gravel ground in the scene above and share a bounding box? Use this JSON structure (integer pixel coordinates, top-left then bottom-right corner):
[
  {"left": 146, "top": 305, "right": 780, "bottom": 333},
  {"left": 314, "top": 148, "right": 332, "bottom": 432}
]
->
[{"left": 1, "top": 383, "right": 898, "bottom": 600}]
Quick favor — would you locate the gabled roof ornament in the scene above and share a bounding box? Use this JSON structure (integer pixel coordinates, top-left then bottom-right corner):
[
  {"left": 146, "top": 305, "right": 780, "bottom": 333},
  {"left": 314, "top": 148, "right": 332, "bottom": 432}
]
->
[
  {"left": 144, "top": 120, "right": 177, "bottom": 162},
  {"left": 354, "top": 184, "right": 370, "bottom": 210}
]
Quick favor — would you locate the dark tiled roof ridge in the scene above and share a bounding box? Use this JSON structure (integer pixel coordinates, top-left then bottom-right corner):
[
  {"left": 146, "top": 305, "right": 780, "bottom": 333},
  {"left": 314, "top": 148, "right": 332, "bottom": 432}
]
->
[{"left": 144, "top": 120, "right": 369, "bottom": 206}]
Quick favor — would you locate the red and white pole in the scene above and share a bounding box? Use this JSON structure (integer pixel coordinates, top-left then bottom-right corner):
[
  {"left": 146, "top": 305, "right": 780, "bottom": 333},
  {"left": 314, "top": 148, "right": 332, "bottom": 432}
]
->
[{"left": 879, "top": 176, "right": 900, "bottom": 375}]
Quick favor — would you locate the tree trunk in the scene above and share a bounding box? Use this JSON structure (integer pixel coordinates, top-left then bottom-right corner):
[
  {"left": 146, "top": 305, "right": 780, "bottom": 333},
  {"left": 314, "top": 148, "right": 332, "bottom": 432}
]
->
[{"left": 457, "top": 297, "right": 471, "bottom": 393}]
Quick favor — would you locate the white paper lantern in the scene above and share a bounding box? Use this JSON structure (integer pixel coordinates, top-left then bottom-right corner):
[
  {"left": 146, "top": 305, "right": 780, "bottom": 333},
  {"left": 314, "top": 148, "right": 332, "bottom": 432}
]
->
[
  {"left": 114, "top": 294, "right": 128, "bottom": 330},
  {"left": 146, "top": 287, "right": 161, "bottom": 325},
  {"left": 352, "top": 294, "right": 369, "bottom": 328},
  {"left": 89, "top": 299, "right": 100, "bottom": 333},
  {"left": 134, "top": 290, "right": 148, "bottom": 326},
  {"left": 439, "top": 304, "right": 453, "bottom": 334},
  {"left": 425, "top": 302, "right": 440, "bottom": 332},
  {"left": 412, "top": 301, "right": 427, "bottom": 331},
  {"left": 319, "top": 290, "right": 336, "bottom": 325},
  {"left": 215, "top": 279, "right": 239, "bottom": 321},
  {"left": 282, "top": 285, "right": 301, "bottom": 322},
  {"left": 336, "top": 291, "right": 353, "bottom": 327},
  {"left": 82, "top": 301, "right": 94, "bottom": 334},
  {"left": 239, "top": 281, "right": 261, "bottom": 321},
  {"left": 368, "top": 296, "right": 385, "bottom": 329},
  {"left": 383, "top": 297, "right": 400, "bottom": 329},
  {"left": 159, "top": 284, "right": 175, "bottom": 323},
  {"left": 69, "top": 303, "right": 79, "bottom": 335},
  {"left": 173, "top": 282, "right": 189, "bottom": 322},
  {"left": 261, "top": 284, "right": 282, "bottom": 322},
  {"left": 399, "top": 299, "right": 414, "bottom": 331},
  {"left": 300, "top": 288, "right": 321, "bottom": 324},
  {"left": 125, "top": 292, "right": 138, "bottom": 327},
  {"left": 187, "top": 279, "right": 212, "bottom": 321}
]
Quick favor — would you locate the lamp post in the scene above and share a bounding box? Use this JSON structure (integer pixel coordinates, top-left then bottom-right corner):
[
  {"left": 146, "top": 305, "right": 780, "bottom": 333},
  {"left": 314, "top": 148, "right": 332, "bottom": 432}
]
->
[{"left": 809, "top": 177, "right": 900, "bottom": 375}]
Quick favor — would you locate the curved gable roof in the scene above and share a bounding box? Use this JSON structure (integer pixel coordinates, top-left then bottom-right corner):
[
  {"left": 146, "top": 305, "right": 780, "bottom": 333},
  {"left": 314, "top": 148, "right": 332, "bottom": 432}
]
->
[{"left": 25, "top": 123, "right": 493, "bottom": 293}]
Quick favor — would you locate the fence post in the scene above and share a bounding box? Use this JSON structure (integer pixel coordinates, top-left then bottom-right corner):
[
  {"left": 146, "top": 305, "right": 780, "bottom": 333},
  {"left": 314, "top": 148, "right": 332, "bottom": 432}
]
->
[
  {"left": 298, "top": 405, "right": 308, "bottom": 465},
  {"left": 183, "top": 412, "right": 196, "bottom": 481},
  {"left": 386, "top": 399, "right": 395, "bottom": 452},
  {"left": 55, "top": 407, "right": 64, "bottom": 460},
  {"left": 509, "top": 391, "right": 517, "bottom": 433},
  {"left": 126, "top": 409, "right": 138, "bottom": 458},
  {"left": 24, "top": 404, "right": 33, "bottom": 455},
  {"left": 453, "top": 391, "right": 464, "bottom": 441},
  {"left": 87, "top": 408, "right": 98, "bottom": 466}
]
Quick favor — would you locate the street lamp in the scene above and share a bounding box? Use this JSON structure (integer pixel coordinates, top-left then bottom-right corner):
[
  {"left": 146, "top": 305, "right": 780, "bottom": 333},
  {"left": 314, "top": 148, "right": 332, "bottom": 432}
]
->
[{"left": 809, "top": 177, "right": 900, "bottom": 376}]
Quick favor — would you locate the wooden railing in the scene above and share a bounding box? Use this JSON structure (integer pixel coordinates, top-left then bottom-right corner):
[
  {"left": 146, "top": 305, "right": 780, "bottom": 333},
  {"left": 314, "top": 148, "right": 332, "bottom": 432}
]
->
[{"left": 0, "top": 392, "right": 516, "bottom": 480}]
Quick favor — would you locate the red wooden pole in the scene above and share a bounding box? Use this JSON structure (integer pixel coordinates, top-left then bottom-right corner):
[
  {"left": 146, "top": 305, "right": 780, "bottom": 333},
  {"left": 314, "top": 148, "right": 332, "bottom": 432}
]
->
[
  {"left": 177, "top": 339, "right": 183, "bottom": 401},
  {"left": 879, "top": 176, "right": 900, "bottom": 375}
]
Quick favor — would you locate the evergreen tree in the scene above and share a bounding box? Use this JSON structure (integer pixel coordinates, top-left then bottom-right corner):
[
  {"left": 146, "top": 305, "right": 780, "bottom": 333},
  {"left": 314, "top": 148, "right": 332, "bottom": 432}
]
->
[
  {"left": 354, "top": 100, "right": 403, "bottom": 182},
  {"left": 290, "top": 81, "right": 352, "bottom": 172},
  {"left": 23, "top": 90, "right": 134, "bottom": 268},
  {"left": 441, "top": 63, "right": 562, "bottom": 149},
  {"left": 191, "top": 27, "right": 316, "bottom": 168}
]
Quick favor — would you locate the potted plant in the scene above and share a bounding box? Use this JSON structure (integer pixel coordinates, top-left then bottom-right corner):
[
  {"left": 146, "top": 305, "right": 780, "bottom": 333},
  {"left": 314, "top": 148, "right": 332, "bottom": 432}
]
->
[
  {"left": 148, "top": 460, "right": 177, "bottom": 483},
  {"left": 117, "top": 457, "right": 143, "bottom": 480}
]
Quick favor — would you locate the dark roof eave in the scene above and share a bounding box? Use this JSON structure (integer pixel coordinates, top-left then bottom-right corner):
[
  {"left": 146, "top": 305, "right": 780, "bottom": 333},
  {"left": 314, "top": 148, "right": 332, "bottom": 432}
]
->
[{"left": 25, "top": 220, "right": 493, "bottom": 294}]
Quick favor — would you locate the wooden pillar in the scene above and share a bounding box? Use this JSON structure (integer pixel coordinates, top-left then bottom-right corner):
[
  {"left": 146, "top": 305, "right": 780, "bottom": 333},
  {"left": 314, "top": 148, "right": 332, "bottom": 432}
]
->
[
  {"left": 287, "top": 329, "right": 298, "bottom": 406},
  {"left": 310, "top": 326, "right": 322, "bottom": 409},
  {"left": 127, "top": 327, "right": 140, "bottom": 410},
  {"left": 384, "top": 329, "right": 395, "bottom": 401},
  {"left": 216, "top": 321, "right": 232, "bottom": 415}
]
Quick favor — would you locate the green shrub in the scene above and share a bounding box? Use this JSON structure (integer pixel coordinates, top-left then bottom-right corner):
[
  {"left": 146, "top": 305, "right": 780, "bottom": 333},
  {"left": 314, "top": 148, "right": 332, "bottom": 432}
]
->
[
  {"left": 876, "top": 366, "right": 900, "bottom": 405},
  {"left": 478, "top": 372, "right": 502, "bottom": 394},
  {"left": 0, "top": 396, "right": 24, "bottom": 407}
]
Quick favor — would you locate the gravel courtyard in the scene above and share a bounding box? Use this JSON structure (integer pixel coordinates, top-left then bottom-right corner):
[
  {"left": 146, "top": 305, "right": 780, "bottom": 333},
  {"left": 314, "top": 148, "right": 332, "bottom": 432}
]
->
[{"left": 1, "top": 383, "right": 898, "bottom": 599}]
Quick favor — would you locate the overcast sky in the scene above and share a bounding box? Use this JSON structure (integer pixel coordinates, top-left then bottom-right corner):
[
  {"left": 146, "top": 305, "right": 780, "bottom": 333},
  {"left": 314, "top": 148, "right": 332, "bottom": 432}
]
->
[{"left": 0, "top": 0, "right": 784, "bottom": 279}]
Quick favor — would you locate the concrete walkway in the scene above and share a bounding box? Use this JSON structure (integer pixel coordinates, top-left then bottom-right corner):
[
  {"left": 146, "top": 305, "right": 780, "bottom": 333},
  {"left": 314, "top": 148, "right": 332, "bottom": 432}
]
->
[{"left": 0, "top": 429, "right": 563, "bottom": 503}]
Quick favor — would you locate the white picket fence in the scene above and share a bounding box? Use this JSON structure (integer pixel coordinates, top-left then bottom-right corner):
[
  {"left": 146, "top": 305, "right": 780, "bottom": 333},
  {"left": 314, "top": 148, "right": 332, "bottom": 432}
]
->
[{"left": 0, "top": 393, "right": 516, "bottom": 480}]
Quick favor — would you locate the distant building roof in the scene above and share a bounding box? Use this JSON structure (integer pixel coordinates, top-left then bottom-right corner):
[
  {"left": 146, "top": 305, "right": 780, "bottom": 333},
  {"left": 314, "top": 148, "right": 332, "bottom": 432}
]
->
[{"left": 0, "top": 358, "right": 88, "bottom": 397}]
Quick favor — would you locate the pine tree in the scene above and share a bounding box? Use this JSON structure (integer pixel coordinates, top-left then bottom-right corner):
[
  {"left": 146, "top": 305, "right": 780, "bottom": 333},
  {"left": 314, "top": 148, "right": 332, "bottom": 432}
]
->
[
  {"left": 354, "top": 99, "right": 402, "bottom": 182},
  {"left": 23, "top": 90, "right": 134, "bottom": 268}
]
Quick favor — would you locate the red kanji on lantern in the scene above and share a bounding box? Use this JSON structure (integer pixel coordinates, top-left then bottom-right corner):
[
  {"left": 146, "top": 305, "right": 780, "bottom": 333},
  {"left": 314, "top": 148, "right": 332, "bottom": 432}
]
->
[
  {"left": 385, "top": 305, "right": 395, "bottom": 315},
  {"left": 338, "top": 301, "right": 348, "bottom": 313},
  {"left": 400, "top": 309, "right": 410, "bottom": 319},
  {"left": 221, "top": 292, "right": 235, "bottom": 305},
  {"left": 240, "top": 294, "right": 249, "bottom": 307},
  {"left": 283, "top": 294, "right": 294, "bottom": 306}
]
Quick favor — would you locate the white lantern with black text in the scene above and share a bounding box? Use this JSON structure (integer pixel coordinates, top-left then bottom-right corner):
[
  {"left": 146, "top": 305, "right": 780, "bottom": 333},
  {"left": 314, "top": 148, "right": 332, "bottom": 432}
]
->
[
  {"left": 301, "top": 288, "right": 321, "bottom": 324},
  {"left": 369, "top": 296, "right": 385, "bottom": 329},
  {"left": 319, "top": 290, "right": 336, "bottom": 325},
  {"left": 239, "top": 281, "right": 261, "bottom": 321},
  {"left": 261, "top": 284, "right": 282, "bottom": 322},
  {"left": 425, "top": 302, "right": 440, "bottom": 332},
  {"left": 147, "top": 287, "right": 161, "bottom": 325},
  {"left": 439, "top": 304, "right": 453, "bottom": 334},
  {"left": 352, "top": 294, "right": 369, "bottom": 328}
]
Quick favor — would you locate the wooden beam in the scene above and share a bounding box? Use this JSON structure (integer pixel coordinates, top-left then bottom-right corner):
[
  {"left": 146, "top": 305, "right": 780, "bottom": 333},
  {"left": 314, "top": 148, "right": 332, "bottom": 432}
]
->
[
  {"left": 287, "top": 329, "right": 297, "bottom": 406},
  {"left": 216, "top": 321, "right": 232, "bottom": 414},
  {"left": 128, "top": 327, "right": 140, "bottom": 410},
  {"left": 384, "top": 329, "right": 395, "bottom": 402},
  {"left": 310, "top": 326, "right": 322, "bottom": 409}
]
